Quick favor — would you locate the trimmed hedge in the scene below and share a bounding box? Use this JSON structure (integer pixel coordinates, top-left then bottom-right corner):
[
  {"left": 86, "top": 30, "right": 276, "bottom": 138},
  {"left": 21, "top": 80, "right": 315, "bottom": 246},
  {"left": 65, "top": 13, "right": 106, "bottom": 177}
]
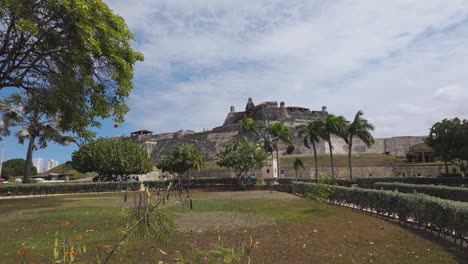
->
[
  {"left": 374, "top": 182, "right": 468, "bottom": 202},
  {"left": 264, "top": 177, "right": 355, "bottom": 187},
  {"left": 0, "top": 182, "right": 141, "bottom": 196},
  {"left": 357, "top": 177, "right": 468, "bottom": 188},
  {"left": 292, "top": 181, "right": 468, "bottom": 243}
]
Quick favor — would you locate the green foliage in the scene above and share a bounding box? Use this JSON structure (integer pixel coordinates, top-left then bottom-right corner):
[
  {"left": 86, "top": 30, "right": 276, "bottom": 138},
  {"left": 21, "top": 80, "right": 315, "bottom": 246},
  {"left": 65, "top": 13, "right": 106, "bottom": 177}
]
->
[
  {"left": 426, "top": 118, "right": 468, "bottom": 171},
  {"left": 239, "top": 117, "right": 259, "bottom": 139},
  {"left": 0, "top": 181, "right": 142, "bottom": 196},
  {"left": 356, "top": 176, "right": 468, "bottom": 188},
  {"left": 157, "top": 144, "right": 204, "bottom": 177},
  {"left": 0, "top": 0, "right": 143, "bottom": 138},
  {"left": 0, "top": 92, "right": 75, "bottom": 182},
  {"left": 293, "top": 158, "right": 304, "bottom": 178},
  {"left": 216, "top": 139, "right": 268, "bottom": 179},
  {"left": 339, "top": 111, "right": 375, "bottom": 180},
  {"left": 297, "top": 121, "right": 324, "bottom": 179},
  {"left": 71, "top": 138, "right": 153, "bottom": 181},
  {"left": 318, "top": 114, "right": 348, "bottom": 178},
  {"left": 293, "top": 181, "right": 468, "bottom": 243},
  {"left": 1, "top": 158, "right": 37, "bottom": 179},
  {"left": 194, "top": 235, "right": 254, "bottom": 264},
  {"left": 304, "top": 177, "right": 335, "bottom": 208},
  {"left": 374, "top": 182, "right": 468, "bottom": 202},
  {"left": 121, "top": 187, "right": 175, "bottom": 247}
]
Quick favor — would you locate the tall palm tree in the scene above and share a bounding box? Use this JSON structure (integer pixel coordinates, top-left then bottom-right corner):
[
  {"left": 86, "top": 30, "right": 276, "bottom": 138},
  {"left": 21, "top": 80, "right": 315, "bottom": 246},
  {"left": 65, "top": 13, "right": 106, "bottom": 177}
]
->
[
  {"left": 266, "top": 121, "right": 293, "bottom": 178},
  {"left": 297, "top": 121, "right": 324, "bottom": 180},
  {"left": 319, "top": 114, "right": 347, "bottom": 178},
  {"left": 293, "top": 158, "right": 305, "bottom": 178},
  {"left": 340, "top": 111, "right": 375, "bottom": 181},
  {"left": 0, "top": 92, "right": 75, "bottom": 182}
]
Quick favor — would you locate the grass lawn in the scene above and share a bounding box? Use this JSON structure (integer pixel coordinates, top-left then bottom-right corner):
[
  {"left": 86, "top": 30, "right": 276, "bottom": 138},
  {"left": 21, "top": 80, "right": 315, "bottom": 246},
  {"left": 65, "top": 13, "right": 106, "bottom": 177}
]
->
[
  {"left": 201, "top": 153, "right": 404, "bottom": 172},
  {"left": 0, "top": 190, "right": 466, "bottom": 263}
]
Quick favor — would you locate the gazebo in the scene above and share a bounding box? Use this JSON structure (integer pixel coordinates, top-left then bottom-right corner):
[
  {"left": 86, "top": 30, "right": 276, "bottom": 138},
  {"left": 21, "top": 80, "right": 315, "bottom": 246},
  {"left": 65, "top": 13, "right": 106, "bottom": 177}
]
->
[
  {"left": 130, "top": 129, "right": 153, "bottom": 137},
  {"left": 407, "top": 143, "right": 434, "bottom": 163}
]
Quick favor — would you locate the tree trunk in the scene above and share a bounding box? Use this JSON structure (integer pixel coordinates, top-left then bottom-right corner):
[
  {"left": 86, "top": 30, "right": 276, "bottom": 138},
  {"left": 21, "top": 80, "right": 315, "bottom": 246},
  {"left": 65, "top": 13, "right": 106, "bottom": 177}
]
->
[
  {"left": 312, "top": 141, "right": 318, "bottom": 180},
  {"left": 276, "top": 146, "right": 281, "bottom": 178},
  {"left": 444, "top": 161, "right": 449, "bottom": 176},
  {"left": 348, "top": 144, "right": 353, "bottom": 181},
  {"left": 328, "top": 141, "right": 335, "bottom": 177},
  {"left": 23, "top": 136, "right": 36, "bottom": 183}
]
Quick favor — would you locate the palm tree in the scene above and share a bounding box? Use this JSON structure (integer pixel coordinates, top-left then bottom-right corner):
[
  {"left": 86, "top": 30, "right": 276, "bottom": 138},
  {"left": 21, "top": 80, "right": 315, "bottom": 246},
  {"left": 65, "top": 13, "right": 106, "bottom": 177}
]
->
[
  {"left": 266, "top": 121, "right": 293, "bottom": 178},
  {"left": 293, "top": 158, "right": 305, "bottom": 178},
  {"left": 0, "top": 92, "right": 75, "bottom": 182},
  {"left": 239, "top": 117, "right": 259, "bottom": 140},
  {"left": 297, "top": 121, "right": 324, "bottom": 180},
  {"left": 319, "top": 114, "right": 347, "bottom": 178},
  {"left": 340, "top": 111, "right": 375, "bottom": 181}
]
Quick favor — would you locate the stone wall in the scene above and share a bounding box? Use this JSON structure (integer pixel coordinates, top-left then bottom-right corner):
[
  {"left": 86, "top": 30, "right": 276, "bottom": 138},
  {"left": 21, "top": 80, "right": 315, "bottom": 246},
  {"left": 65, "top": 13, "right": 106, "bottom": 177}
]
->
[{"left": 281, "top": 164, "right": 456, "bottom": 179}]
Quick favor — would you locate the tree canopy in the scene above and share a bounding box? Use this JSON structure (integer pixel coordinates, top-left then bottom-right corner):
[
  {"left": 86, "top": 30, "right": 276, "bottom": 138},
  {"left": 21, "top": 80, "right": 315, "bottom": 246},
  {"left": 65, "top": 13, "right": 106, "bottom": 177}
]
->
[
  {"left": 216, "top": 139, "right": 268, "bottom": 184},
  {"left": 1, "top": 158, "right": 37, "bottom": 179},
  {"left": 426, "top": 118, "right": 468, "bottom": 172},
  {"left": 71, "top": 138, "right": 153, "bottom": 181},
  {"left": 340, "top": 111, "right": 375, "bottom": 180},
  {"left": 0, "top": 0, "right": 143, "bottom": 138},
  {"left": 156, "top": 144, "right": 204, "bottom": 177}
]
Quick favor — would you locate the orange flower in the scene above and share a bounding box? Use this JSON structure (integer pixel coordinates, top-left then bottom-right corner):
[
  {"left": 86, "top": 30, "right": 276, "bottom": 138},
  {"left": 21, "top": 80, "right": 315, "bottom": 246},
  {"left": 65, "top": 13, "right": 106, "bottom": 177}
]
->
[
  {"left": 76, "top": 235, "right": 84, "bottom": 241},
  {"left": 95, "top": 243, "right": 105, "bottom": 251},
  {"left": 70, "top": 250, "right": 76, "bottom": 256},
  {"left": 17, "top": 247, "right": 28, "bottom": 256},
  {"left": 56, "top": 220, "right": 71, "bottom": 226},
  {"left": 64, "top": 251, "right": 69, "bottom": 256}
]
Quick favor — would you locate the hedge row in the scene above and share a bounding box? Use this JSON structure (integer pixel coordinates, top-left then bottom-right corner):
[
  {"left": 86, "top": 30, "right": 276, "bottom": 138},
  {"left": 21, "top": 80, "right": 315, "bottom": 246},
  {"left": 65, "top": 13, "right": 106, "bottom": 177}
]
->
[
  {"left": 373, "top": 182, "right": 468, "bottom": 203},
  {"left": 356, "top": 177, "right": 468, "bottom": 188},
  {"left": 292, "top": 181, "right": 468, "bottom": 243},
  {"left": 264, "top": 177, "right": 355, "bottom": 187},
  {"left": 0, "top": 178, "right": 275, "bottom": 196},
  {"left": 0, "top": 182, "right": 142, "bottom": 196}
]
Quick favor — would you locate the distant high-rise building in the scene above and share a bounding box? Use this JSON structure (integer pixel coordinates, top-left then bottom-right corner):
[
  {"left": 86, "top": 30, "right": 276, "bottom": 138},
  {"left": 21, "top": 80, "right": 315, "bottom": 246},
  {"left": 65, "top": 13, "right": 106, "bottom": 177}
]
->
[
  {"left": 32, "top": 157, "right": 44, "bottom": 173},
  {"left": 46, "top": 159, "right": 59, "bottom": 171}
]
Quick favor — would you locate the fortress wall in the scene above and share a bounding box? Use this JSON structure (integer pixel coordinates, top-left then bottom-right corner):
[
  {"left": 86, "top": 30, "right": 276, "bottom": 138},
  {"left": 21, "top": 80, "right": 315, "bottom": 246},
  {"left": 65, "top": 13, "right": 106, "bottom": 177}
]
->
[
  {"left": 384, "top": 136, "right": 425, "bottom": 156},
  {"left": 281, "top": 164, "right": 453, "bottom": 179}
]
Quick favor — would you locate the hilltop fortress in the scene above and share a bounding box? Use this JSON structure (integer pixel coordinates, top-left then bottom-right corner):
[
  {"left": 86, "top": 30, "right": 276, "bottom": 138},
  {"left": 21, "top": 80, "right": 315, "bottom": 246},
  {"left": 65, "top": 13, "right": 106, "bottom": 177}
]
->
[{"left": 131, "top": 98, "right": 426, "bottom": 163}]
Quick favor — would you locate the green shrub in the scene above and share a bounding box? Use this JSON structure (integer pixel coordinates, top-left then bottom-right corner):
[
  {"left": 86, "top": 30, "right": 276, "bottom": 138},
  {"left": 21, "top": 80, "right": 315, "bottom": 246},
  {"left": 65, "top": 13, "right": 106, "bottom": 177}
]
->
[
  {"left": 292, "top": 181, "right": 468, "bottom": 243},
  {"left": 0, "top": 181, "right": 172, "bottom": 196},
  {"left": 263, "top": 177, "right": 355, "bottom": 187},
  {"left": 356, "top": 177, "right": 468, "bottom": 188},
  {"left": 373, "top": 182, "right": 468, "bottom": 202}
]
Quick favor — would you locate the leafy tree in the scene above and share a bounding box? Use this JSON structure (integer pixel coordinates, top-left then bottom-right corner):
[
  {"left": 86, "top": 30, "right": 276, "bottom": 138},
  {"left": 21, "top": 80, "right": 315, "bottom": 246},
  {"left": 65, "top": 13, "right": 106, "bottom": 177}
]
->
[
  {"left": 297, "top": 121, "right": 324, "bottom": 180},
  {"left": 426, "top": 118, "right": 468, "bottom": 174},
  {"left": 266, "top": 121, "right": 293, "bottom": 178},
  {"left": 156, "top": 144, "right": 204, "bottom": 179},
  {"left": 216, "top": 139, "right": 268, "bottom": 187},
  {"left": 318, "top": 114, "right": 347, "bottom": 178},
  {"left": 0, "top": 92, "right": 74, "bottom": 182},
  {"left": 72, "top": 138, "right": 153, "bottom": 181},
  {"left": 1, "top": 158, "right": 37, "bottom": 179},
  {"left": 340, "top": 111, "right": 375, "bottom": 181},
  {"left": 0, "top": 0, "right": 143, "bottom": 137},
  {"left": 293, "top": 158, "right": 304, "bottom": 178}
]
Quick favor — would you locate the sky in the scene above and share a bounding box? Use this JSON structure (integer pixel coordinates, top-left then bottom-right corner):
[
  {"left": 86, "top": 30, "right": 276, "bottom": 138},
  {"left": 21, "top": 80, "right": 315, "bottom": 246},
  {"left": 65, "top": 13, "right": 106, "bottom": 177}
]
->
[{"left": 2, "top": 0, "right": 468, "bottom": 164}]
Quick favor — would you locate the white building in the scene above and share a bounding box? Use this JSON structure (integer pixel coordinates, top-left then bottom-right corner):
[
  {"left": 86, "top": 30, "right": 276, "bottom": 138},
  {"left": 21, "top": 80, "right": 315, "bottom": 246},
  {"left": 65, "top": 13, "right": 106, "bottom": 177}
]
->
[
  {"left": 46, "top": 159, "right": 59, "bottom": 171},
  {"left": 32, "top": 157, "right": 44, "bottom": 173}
]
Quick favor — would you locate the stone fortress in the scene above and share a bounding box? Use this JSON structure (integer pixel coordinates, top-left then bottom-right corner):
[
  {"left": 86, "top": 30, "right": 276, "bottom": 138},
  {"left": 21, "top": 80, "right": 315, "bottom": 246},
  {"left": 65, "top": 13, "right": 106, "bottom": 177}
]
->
[{"left": 131, "top": 98, "right": 427, "bottom": 162}]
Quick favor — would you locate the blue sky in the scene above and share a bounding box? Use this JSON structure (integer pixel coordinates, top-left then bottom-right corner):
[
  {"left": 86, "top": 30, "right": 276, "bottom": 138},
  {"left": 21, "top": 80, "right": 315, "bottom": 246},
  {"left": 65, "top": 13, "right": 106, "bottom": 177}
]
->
[{"left": 3, "top": 0, "right": 468, "bottom": 163}]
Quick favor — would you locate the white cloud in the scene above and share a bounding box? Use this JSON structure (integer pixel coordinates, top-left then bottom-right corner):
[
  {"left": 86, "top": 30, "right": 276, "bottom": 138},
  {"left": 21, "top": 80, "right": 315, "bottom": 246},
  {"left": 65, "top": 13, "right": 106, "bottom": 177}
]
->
[{"left": 104, "top": 0, "right": 468, "bottom": 136}]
